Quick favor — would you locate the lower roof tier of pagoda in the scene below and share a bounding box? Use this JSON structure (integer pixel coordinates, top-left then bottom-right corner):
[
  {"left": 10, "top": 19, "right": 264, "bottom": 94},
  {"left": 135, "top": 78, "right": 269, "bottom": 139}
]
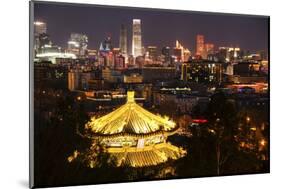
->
[
  {"left": 106, "top": 142, "right": 187, "bottom": 167},
  {"left": 84, "top": 126, "right": 179, "bottom": 140}
]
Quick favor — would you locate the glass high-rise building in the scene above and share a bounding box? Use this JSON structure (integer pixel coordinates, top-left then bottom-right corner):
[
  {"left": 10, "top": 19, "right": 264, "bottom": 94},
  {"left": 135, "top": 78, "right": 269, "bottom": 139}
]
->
[
  {"left": 119, "top": 24, "right": 127, "bottom": 56},
  {"left": 34, "top": 21, "right": 47, "bottom": 55},
  {"left": 162, "top": 46, "right": 171, "bottom": 64},
  {"left": 34, "top": 21, "right": 47, "bottom": 35},
  {"left": 67, "top": 33, "right": 88, "bottom": 57},
  {"left": 181, "top": 63, "right": 188, "bottom": 81},
  {"left": 147, "top": 46, "right": 157, "bottom": 60},
  {"left": 132, "top": 19, "right": 142, "bottom": 57}
]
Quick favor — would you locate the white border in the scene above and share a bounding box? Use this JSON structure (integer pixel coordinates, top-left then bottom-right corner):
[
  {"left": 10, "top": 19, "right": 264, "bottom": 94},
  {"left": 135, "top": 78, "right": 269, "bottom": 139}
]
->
[{"left": 0, "top": 0, "right": 280, "bottom": 189}]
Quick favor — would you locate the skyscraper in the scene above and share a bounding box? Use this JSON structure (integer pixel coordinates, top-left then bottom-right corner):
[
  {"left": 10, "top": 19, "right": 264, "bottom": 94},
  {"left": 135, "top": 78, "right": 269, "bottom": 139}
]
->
[
  {"left": 119, "top": 24, "right": 127, "bottom": 56},
  {"left": 34, "top": 21, "right": 47, "bottom": 55},
  {"left": 34, "top": 21, "right": 47, "bottom": 35},
  {"left": 99, "top": 36, "right": 113, "bottom": 52},
  {"left": 162, "top": 46, "right": 171, "bottom": 64},
  {"left": 174, "top": 40, "right": 184, "bottom": 62},
  {"left": 200, "top": 43, "right": 214, "bottom": 59},
  {"left": 132, "top": 19, "right": 142, "bottom": 57},
  {"left": 183, "top": 49, "right": 191, "bottom": 62},
  {"left": 147, "top": 46, "right": 157, "bottom": 60},
  {"left": 196, "top": 34, "right": 205, "bottom": 56},
  {"left": 67, "top": 33, "right": 88, "bottom": 57},
  {"left": 162, "top": 46, "right": 170, "bottom": 57},
  {"left": 181, "top": 63, "right": 188, "bottom": 82},
  {"left": 205, "top": 43, "right": 215, "bottom": 54}
]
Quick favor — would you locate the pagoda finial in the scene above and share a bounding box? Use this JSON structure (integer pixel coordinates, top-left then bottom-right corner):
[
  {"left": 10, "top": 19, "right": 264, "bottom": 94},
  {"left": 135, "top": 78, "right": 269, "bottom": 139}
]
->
[{"left": 127, "top": 91, "right": 135, "bottom": 103}]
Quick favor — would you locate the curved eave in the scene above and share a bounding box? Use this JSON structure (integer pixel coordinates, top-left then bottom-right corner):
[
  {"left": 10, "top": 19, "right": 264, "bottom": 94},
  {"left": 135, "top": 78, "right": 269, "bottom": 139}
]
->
[
  {"left": 87, "top": 101, "right": 176, "bottom": 135},
  {"left": 84, "top": 126, "right": 179, "bottom": 140},
  {"left": 107, "top": 142, "right": 187, "bottom": 167}
]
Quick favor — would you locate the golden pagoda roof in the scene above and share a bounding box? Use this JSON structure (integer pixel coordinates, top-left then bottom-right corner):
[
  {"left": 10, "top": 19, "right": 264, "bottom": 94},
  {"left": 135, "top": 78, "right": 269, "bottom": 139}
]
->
[
  {"left": 87, "top": 91, "right": 176, "bottom": 135},
  {"left": 107, "top": 142, "right": 186, "bottom": 167}
]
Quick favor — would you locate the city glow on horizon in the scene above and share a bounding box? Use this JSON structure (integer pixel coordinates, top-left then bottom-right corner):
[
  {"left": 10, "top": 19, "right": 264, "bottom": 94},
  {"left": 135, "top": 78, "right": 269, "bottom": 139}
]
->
[
  {"left": 34, "top": 21, "right": 45, "bottom": 25},
  {"left": 67, "top": 40, "right": 79, "bottom": 47},
  {"left": 36, "top": 52, "right": 77, "bottom": 59}
]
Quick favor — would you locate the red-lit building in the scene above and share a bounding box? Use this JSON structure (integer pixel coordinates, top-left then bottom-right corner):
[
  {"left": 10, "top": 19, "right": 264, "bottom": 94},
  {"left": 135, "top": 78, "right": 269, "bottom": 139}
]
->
[{"left": 196, "top": 34, "right": 205, "bottom": 56}]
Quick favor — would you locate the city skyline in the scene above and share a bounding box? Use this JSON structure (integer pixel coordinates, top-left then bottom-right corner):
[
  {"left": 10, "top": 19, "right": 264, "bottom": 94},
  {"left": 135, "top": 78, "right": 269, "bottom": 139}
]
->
[
  {"left": 31, "top": 2, "right": 269, "bottom": 187},
  {"left": 34, "top": 2, "right": 269, "bottom": 53}
]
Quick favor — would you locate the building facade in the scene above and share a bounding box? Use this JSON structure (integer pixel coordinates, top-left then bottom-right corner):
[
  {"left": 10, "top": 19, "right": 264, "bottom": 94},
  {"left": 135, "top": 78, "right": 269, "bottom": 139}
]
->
[
  {"left": 182, "top": 62, "right": 223, "bottom": 83},
  {"left": 119, "top": 24, "right": 127, "bottom": 56},
  {"left": 196, "top": 34, "right": 205, "bottom": 56},
  {"left": 132, "top": 19, "right": 142, "bottom": 57},
  {"left": 67, "top": 33, "right": 88, "bottom": 57}
]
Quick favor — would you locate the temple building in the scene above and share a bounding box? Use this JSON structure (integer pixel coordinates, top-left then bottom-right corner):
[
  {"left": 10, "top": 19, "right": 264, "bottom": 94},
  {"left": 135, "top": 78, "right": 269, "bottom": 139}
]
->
[{"left": 85, "top": 91, "right": 186, "bottom": 167}]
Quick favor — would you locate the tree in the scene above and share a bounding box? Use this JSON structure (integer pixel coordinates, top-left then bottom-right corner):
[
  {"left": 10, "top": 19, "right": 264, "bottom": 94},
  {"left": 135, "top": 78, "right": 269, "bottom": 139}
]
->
[
  {"left": 72, "top": 141, "right": 117, "bottom": 169},
  {"left": 205, "top": 92, "right": 238, "bottom": 175}
]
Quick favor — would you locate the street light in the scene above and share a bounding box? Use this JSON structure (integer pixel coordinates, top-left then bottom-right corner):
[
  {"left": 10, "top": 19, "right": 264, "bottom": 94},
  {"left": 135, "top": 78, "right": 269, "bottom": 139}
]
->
[{"left": 260, "top": 139, "right": 266, "bottom": 147}]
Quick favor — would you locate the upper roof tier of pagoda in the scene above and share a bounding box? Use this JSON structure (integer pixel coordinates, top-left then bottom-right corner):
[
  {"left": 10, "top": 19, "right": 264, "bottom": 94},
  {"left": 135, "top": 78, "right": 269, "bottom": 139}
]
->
[{"left": 86, "top": 91, "right": 177, "bottom": 135}]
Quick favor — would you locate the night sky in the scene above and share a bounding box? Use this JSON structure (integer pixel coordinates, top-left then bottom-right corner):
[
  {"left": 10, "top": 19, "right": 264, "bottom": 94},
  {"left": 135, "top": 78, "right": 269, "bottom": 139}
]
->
[{"left": 34, "top": 2, "right": 269, "bottom": 54}]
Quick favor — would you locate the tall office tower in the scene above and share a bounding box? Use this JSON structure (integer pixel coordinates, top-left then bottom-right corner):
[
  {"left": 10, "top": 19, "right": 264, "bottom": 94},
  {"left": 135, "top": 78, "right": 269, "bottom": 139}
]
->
[
  {"left": 174, "top": 40, "right": 184, "bottom": 62},
  {"left": 162, "top": 46, "right": 170, "bottom": 57},
  {"left": 99, "top": 36, "right": 113, "bottom": 52},
  {"left": 181, "top": 63, "right": 188, "bottom": 81},
  {"left": 200, "top": 43, "right": 214, "bottom": 59},
  {"left": 196, "top": 34, "right": 205, "bottom": 56},
  {"left": 183, "top": 49, "right": 191, "bottom": 62},
  {"left": 68, "top": 71, "right": 80, "bottom": 91},
  {"left": 38, "top": 33, "right": 52, "bottom": 48},
  {"left": 34, "top": 21, "right": 47, "bottom": 55},
  {"left": 147, "top": 46, "right": 157, "bottom": 60},
  {"left": 34, "top": 21, "right": 47, "bottom": 35},
  {"left": 68, "top": 33, "right": 88, "bottom": 57},
  {"left": 119, "top": 24, "right": 127, "bottom": 56},
  {"left": 132, "top": 19, "right": 142, "bottom": 57},
  {"left": 205, "top": 43, "right": 215, "bottom": 54},
  {"left": 162, "top": 46, "right": 171, "bottom": 63},
  {"left": 114, "top": 54, "right": 126, "bottom": 69},
  {"left": 218, "top": 47, "right": 240, "bottom": 62}
]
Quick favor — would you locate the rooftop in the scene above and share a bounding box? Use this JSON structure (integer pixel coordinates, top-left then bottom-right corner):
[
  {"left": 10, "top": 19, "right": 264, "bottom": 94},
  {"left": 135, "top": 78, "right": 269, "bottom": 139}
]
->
[{"left": 86, "top": 91, "right": 176, "bottom": 135}]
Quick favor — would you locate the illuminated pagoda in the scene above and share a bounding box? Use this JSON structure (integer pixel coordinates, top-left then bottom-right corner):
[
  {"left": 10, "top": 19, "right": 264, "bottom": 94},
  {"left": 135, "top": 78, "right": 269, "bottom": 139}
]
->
[{"left": 85, "top": 91, "right": 186, "bottom": 167}]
